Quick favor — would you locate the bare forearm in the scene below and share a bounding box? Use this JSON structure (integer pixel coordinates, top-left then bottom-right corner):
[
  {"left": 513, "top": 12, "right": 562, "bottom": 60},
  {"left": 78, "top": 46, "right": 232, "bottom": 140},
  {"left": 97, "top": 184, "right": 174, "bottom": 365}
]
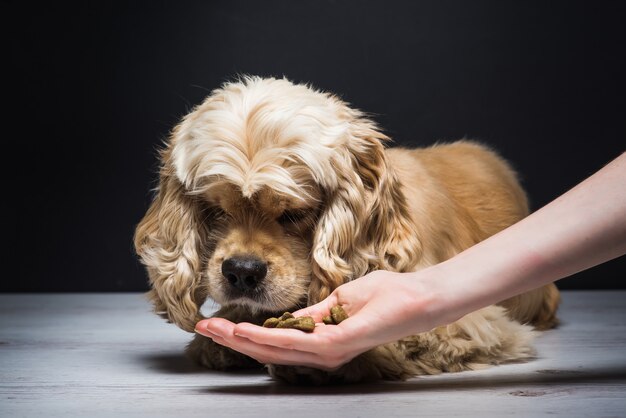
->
[{"left": 433, "top": 153, "right": 626, "bottom": 323}]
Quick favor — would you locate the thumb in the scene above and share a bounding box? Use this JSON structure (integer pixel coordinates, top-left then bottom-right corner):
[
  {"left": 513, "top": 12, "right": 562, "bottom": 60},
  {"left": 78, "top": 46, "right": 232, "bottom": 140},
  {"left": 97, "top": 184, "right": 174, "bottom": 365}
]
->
[{"left": 292, "top": 293, "right": 339, "bottom": 321}]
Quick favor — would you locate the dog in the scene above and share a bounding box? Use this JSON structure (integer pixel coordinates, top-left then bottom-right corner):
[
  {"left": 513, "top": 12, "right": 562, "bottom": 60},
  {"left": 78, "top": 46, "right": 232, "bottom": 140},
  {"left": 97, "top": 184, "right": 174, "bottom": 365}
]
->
[{"left": 134, "top": 76, "right": 560, "bottom": 384}]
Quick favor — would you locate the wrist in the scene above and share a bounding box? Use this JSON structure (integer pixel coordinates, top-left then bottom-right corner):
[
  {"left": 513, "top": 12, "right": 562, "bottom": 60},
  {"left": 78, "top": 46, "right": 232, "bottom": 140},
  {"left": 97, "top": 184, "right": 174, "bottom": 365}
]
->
[
  {"left": 401, "top": 264, "right": 463, "bottom": 332},
  {"left": 415, "top": 253, "right": 507, "bottom": 328},
  {"left": 429, "top": 235, "right": 543, "bottom": 322}
]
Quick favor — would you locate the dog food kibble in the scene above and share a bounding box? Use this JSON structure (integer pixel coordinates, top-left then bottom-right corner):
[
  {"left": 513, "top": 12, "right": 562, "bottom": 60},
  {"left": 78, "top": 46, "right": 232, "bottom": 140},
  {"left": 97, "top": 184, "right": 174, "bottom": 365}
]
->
[
  {"left": 291, "top": 316, "right": 316, "bottom": 332},
  {"left": 262, "top": 305, "right": 348, "bottom": 332},
  {"left": 278, "top": 312, "right": 294, "bottom": 321},
  {"left": 330, "top": 305, "right": 349, "bottom": 324},
  {"left": 263, "top": 312, "right": 316, "bottom": 333},
  {"left": 276, "top": 317, "right": 298, "bottom": 328},
  {"left": 262, "top": 317, "right": 280, "bottom": 328}
]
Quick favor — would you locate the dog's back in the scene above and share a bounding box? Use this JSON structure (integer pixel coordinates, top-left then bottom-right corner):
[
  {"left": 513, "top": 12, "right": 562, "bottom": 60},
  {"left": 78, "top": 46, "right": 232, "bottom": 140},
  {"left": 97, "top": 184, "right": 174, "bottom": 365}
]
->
[{"left": 387, "top": 140, "right": 559, "bottom": 329}]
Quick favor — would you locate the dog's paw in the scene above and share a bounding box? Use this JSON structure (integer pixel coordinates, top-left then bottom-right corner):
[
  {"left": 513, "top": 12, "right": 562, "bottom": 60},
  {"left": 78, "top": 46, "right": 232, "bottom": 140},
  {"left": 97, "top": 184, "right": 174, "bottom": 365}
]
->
[{"left": 186, "top": 333, "right": 261, "bottom": 370}]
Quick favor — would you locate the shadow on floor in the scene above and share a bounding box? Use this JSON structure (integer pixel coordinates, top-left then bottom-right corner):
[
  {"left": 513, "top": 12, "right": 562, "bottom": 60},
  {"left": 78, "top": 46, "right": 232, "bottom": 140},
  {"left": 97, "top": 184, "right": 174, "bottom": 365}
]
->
[
  {"left": 199, "top": 366, "right": 626, "bottom": 396},
  {"left": 136, "top": 351, "right": 266, "bottom": 377}
]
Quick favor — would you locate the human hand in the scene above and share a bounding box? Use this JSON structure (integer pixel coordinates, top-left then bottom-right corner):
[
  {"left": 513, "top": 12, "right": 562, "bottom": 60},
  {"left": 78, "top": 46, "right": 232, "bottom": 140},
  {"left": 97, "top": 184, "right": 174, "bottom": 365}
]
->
[{"left": 195, "top": 269, "right": 448, "bottom": 370}]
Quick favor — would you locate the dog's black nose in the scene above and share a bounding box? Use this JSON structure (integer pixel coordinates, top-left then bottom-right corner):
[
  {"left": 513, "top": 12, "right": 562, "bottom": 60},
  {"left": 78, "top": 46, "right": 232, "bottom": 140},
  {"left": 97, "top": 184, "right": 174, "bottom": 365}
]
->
[{"left": 221, "top": 257, "right": 268, "bottom": 292}]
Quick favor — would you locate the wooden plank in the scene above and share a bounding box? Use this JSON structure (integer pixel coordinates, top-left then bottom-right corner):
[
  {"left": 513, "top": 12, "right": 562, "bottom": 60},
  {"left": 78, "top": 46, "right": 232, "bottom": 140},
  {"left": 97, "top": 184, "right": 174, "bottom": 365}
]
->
[{"left": 1, "top": 291, "right": 625, "bottom": 417}]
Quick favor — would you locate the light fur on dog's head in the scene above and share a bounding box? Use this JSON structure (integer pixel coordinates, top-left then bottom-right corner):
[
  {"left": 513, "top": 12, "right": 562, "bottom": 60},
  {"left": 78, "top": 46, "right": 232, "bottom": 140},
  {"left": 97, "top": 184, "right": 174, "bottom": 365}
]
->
[{"left": 134, "top": 76, "right": 422, "bottom": 332}]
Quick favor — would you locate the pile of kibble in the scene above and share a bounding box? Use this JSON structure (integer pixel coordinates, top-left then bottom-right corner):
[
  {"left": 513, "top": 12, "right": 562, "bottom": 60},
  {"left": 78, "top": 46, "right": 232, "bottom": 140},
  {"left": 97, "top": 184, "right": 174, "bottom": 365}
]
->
[{"left": 262, "top": 305, "right": 348, "bottom": 333}]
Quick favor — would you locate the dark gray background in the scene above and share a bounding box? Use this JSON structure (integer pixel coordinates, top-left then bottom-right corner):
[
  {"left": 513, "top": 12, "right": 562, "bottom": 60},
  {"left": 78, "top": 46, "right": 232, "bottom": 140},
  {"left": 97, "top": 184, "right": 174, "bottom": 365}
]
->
[{"left": 6, "top": 1, "right": 624, "bottom": 292}]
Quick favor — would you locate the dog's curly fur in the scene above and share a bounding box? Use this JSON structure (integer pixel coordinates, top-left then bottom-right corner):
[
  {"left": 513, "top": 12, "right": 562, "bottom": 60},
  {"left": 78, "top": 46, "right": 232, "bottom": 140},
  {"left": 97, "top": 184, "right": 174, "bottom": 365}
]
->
[{"left": 134, "top": 76, "right": 560, "bottom": 384}]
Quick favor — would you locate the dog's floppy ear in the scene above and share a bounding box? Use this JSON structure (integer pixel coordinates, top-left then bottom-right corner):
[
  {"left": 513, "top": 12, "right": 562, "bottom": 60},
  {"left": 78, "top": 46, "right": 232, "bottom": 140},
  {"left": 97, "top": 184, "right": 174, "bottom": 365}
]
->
[
  {"left": 310, "top": 117, "right": 423, "bottom": 303},
  {"left": 134, "top": 146, "right": 209, "bottom": 333}
]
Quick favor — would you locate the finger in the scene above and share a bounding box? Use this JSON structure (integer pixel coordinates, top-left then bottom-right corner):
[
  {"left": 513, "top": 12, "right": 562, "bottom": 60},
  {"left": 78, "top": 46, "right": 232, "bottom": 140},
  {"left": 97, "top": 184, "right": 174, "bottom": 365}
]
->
[
  {"left": 291, "top": 294, "right": 339, "bottom": 320},
  {"left": 210, "top": 327, "right": 337, "bottom": 369},
  {"left": 196, "top": 317, "right": 236, "bottom": 338},
  {"left": 233, "top": 321, "right": 338, "bottom": 354},
  {"left": 199, "top": 317, "right": 329, "bottom": 356}
]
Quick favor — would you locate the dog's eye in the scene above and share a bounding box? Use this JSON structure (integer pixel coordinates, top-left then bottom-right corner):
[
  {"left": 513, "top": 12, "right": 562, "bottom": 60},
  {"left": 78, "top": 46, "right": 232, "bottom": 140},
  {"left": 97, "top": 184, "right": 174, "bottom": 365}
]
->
[{"left": 277, "top": 209, "right": 308, "bottom": 225}]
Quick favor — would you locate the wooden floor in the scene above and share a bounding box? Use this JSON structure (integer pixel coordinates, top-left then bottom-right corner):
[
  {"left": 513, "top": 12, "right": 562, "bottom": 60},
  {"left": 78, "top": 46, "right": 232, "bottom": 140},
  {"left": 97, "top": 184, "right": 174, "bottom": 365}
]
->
[{"left": 1, "top": 291, "right": 625, "bottom": 417}]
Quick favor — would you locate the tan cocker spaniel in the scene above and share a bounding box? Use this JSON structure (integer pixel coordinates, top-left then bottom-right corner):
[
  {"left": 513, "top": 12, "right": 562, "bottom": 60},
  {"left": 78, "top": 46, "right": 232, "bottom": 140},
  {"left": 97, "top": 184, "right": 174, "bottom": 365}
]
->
[{"left": 134, "top": 76, "right": 559, "bottom": 384}]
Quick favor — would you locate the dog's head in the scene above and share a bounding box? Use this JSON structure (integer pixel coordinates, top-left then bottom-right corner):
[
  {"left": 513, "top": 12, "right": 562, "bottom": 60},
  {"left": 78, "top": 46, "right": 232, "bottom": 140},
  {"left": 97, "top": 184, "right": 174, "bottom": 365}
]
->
[{"left": 134, "top": 77, "right": 421, "bottom": 331}]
